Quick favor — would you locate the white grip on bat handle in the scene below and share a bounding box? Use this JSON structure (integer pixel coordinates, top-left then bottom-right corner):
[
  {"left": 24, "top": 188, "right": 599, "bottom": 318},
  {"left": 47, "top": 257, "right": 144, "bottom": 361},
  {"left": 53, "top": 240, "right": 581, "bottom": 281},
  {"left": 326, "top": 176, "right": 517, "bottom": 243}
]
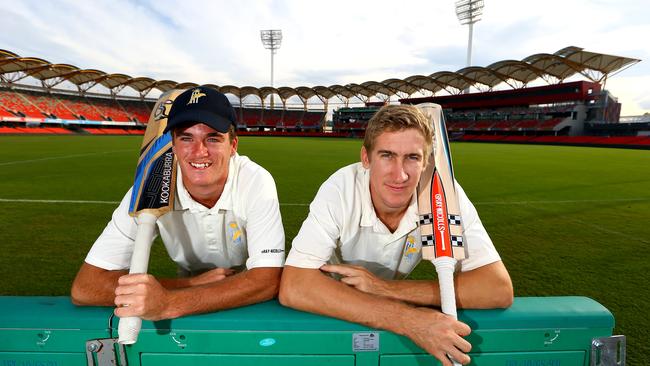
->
[
  {"left": 432, "top": 256, "right": 461, "bottom": 366},
  {"left": 118, "top": 212, "right": 157, "bottom": 345},
  {"left": 433, "top": 256, "right": 458, "bottom": 318}
]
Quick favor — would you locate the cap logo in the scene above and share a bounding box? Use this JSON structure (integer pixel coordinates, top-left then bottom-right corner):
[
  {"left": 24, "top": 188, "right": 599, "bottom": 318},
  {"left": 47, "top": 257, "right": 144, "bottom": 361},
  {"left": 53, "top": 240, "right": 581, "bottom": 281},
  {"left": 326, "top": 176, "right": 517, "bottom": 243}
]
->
[{"left": 187, "top": 88, "right": 207, "bottom": 105}]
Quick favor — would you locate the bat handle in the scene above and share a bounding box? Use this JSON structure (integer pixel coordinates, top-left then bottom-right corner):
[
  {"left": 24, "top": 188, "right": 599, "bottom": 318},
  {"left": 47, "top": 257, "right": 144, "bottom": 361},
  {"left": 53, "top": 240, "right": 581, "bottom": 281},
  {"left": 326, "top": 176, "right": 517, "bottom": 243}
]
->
[
  {"left": 433, "top": 256, "right": 458, "bottom": 318},
  {"left": 117, "top": 317, "right": 142, "bottom": 345},
  {"left": 432, "top": 256, "right": 462, "bottom": 366},
  {"left": 117, "top": 212, "right": 157, "bottom": 345}
]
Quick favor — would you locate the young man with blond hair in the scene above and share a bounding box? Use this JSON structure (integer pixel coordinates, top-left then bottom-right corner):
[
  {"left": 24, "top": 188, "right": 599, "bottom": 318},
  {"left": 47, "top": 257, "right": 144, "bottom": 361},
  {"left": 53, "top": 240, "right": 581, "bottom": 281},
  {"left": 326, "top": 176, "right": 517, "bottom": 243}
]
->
[{"left": 280, "top": 104, "right": 513, "bottom": 366}]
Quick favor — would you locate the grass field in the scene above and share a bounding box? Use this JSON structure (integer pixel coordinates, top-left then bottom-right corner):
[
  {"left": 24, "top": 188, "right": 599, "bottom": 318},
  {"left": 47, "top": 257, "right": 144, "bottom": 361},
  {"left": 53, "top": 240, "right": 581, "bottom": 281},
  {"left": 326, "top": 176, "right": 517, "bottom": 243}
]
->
[{"left": 1, "top": 135, "right": 648, "bottom": 363}]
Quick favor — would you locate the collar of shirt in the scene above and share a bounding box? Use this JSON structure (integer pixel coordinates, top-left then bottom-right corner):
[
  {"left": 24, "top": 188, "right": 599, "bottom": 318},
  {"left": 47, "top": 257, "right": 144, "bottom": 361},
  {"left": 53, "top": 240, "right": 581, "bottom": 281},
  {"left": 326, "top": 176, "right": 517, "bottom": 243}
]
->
[
  {"left": 357, "top": 164, "right": 419, "bottom": 238},
  {"left": 175, "top": 154, "right": 237, "bottom": 214}
]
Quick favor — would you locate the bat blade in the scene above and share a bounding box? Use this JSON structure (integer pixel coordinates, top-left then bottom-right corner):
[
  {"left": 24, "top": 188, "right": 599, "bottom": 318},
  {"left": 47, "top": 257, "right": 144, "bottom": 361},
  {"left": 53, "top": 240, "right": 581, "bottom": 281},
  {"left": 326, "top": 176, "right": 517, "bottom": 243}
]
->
[
  {"left": 416, "top": 103, "right": 467, "bottom": 262},
  {"left": 128, "top": 91, "right": 183, "bottom": 217},
  {"left": 117, "top": 89, "right": 184, "bottom": 345}
]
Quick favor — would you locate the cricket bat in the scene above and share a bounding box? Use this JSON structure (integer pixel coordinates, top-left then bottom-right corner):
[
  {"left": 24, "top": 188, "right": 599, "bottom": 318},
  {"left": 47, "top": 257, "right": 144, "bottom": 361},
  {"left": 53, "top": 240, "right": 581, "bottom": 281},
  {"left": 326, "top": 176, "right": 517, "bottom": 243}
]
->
[
  {"left": 117, "top": 89, "right": 184, "bottom": 345},
  {"left": 416, "top": 103, "right": 467, "bottom": 365}
]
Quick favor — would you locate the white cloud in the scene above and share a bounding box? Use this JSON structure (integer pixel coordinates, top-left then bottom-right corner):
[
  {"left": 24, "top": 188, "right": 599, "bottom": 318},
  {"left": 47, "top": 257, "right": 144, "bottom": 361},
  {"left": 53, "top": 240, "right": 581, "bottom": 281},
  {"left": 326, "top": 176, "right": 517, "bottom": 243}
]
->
[{"left": 607, "top": 75, "right": 650, "bottom": 115}]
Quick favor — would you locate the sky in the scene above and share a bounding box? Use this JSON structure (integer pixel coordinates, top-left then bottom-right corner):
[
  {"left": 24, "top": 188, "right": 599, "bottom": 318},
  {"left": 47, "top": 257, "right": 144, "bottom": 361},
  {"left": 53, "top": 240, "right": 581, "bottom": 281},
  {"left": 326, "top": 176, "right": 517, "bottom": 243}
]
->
[{"left": 1, "top": 0, "right": 649, "bottom": 115}]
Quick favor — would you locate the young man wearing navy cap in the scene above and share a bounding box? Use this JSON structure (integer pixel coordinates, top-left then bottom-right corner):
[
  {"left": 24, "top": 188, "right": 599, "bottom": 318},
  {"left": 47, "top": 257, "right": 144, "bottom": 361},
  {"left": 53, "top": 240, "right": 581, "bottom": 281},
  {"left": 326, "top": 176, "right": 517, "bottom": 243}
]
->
[{"left": 71, "top": 86, "right": 285, "bottom": 321}]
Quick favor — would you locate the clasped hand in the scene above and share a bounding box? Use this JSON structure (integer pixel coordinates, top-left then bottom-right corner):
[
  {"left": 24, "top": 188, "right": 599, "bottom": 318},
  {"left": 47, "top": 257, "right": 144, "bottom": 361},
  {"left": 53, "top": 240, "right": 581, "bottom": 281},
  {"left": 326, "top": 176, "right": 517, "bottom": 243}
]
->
[
  {"left": 113, "top": 267, "right": 234, "bottom": 320},
  {"left": 320, "top": 264, "right": 388, "bottom": 296},
  {"left": 114, "top": 273, "right": 169, "bottom": 321}
]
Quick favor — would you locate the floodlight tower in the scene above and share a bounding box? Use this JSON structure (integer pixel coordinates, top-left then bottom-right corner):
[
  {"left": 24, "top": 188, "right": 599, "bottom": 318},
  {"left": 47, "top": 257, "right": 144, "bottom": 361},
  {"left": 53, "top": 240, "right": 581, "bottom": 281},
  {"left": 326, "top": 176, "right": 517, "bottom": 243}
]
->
[
  {"left": 455, "top": 0, "right": 484, "bottom": 67},
  {"left": 260, "top": 29, "right": 282, "bottom": 108}
]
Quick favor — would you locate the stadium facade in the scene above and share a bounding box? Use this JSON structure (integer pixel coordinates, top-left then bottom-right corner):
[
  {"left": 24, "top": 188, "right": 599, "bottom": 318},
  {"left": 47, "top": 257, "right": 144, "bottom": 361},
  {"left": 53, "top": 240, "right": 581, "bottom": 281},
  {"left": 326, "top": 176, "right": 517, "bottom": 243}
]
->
[{"left": 1, "top": 46, "right": 648, "bottom": 146}]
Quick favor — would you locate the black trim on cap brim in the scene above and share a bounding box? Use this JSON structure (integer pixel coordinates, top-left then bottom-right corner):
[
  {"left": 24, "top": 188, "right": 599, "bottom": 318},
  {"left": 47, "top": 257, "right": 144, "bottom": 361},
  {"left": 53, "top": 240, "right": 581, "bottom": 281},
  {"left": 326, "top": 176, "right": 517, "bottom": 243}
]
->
[{"left": 164, "top": 109, "right": 235, "bottom": 134}]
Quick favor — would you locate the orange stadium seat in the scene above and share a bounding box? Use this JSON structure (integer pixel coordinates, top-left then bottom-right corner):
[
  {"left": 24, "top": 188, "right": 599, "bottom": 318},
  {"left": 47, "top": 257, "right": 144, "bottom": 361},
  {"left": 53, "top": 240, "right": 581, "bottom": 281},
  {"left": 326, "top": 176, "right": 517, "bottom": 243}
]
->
[
  {"left": 57, "top": 95, "right": 104, "bottom": 121},
  {"left": 345, "top": 122, "right": 366, "bottom": 130},
  {"left": 0, "top": 90, "right": 44, "bottom": 118},
  {"left": 538, "top": 118, "right": 564, "bottom": 130},
  {"left": 472, "top": 120, "right": 495, "bottom": 130},
  {"left": 302, "top": 111, "right": 325, "bottom": 128},
  {"left": 501, "top": 135, "right": 534, "bottom": 142},
  {"left": 282, "top": 110, "right": 303, "bottom": 128},
  {"left": 19, "top": 91, "right": 77, "bottom": 120},
  {"left": 473, "top": 134, "right": 506, "bottom": 142},
  {"left": 262, "top": 109, "right": 283, "bottom": 127},
  {"left": 126, "top": 128, "right": 145, "bottom": 135},
  {"left": 14, "top": 127, "right": 44, "bottom": 134},
  {"left": 529, "top": 135, "right": 569, "bottom": 143},
  {"left": 87, "top": 98, "right": 131, "bottom": 122},
  {"left": 451, "top": 121, "right": 475, "bottom": 130},
  {"left": 491, "top": 120, "right": 514, "bottom": 131},
  {"left": 0, "top": 108, "right": 15, "bottom": 118},
  {"left": 41, "top": 127, "right": 73, "bottom": 134},
  {"left": 106, "top": 128, "right": 130, "bottom": 135},
  {"left": 118, "top": 100, "right": 153, "bottom": 123},
  {"left": 242, "top": 109, "right": 262, "bottom": 126},
  {"left": 513, "top": 119, "right": 540, "bottom": 130},
  {"left": 82, "top": 127, "right": 106, "bottom": 135},
  {"left": 635, "top": 136, "right": 650, "bottom": 145},
  {"left": 0, "top": 126, "right": 22, "bottom": 134}
]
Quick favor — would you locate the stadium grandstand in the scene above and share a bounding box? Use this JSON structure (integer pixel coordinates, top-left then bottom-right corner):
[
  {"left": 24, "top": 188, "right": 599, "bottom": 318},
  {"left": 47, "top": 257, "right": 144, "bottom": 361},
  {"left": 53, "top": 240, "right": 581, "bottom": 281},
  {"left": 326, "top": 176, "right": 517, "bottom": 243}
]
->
[{"left": 1, "top": 46, "right": 648, "bottom": 148}]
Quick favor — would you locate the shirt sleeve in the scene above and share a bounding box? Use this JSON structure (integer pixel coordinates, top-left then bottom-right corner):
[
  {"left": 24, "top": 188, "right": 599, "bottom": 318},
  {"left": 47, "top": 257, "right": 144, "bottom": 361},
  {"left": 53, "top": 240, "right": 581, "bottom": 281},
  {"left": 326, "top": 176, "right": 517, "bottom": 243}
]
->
[
  {"left": 285, "top": 177, "right": 342, "bottom": 269},
  {"left": 85, "top": 188, "right": 140, "bottom": 270},
  {"left": 456, "top": 182, "right": 501, "bottom": 272},
  {"left": 242, "top": 169, "right": 286, "bottom": 269}
]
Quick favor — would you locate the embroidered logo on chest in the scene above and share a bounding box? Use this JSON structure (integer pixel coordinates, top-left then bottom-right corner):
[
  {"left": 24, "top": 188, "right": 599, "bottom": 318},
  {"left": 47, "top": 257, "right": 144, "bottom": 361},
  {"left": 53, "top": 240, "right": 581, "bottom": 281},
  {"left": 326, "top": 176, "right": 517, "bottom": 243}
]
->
[
  {"left": 403, "top": 235, "right": 419, "bottom": 263},
  {"left": 228, "top": 222, "right": 243, "bottom": 245}
]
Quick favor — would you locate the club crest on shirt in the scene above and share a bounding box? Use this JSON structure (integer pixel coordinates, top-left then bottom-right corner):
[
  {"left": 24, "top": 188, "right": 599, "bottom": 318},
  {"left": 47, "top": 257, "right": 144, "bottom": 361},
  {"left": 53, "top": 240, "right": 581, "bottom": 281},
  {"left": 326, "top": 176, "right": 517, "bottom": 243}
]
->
[
  {"left": 228, "top": 222, "right": 243, "bottom": 245},
  {"left": 403, "top": 235, "right": 419, "bottom": 263}
]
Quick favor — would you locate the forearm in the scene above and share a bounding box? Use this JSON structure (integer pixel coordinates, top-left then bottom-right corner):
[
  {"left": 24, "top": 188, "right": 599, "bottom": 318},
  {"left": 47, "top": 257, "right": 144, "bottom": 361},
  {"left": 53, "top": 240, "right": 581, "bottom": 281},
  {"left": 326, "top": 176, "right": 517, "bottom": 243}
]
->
[
  {"left": 455, "top": 261, "right": 513, "bottom": 309},
  {"left": 71, "top": 263, "right": 197, "bottom": 306},
  {"left": 71, "top": 263, "right": 127, "bottom": 306},
  {"left": 379, "top": 261, "right": 513, "bottom": 309},
  {"left": 379, "top": 279, "right": 439, "bottom": 306},
  {"left": 158, "top": 277, "right": 192, "bottom": 289},
  {"left": 160, "top": 267, "right": 281, "bottom": 319},
  {"left": 280, "top": 266, "right": 414, "bottom": 335}
]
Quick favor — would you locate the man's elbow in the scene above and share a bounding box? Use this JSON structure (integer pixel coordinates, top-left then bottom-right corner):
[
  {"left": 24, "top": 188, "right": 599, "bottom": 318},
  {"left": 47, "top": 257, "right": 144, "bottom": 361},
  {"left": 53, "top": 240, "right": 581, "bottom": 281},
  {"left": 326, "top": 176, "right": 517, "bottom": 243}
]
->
[
  {"left": 264, "top": 269, "right": 282, "bottom": 300},
  {"left": 278, "top": 272, "right": 295, "bottom": 307},
  {"left": 494, "top": 275, "right": 514, "bottom": 308},
  {"left": 278, "top": 267, "right": 304, "bottom": 308},
  {"left": 248, "top": 267, "right": 282, "bottom": 301},
  {"left": 70, "top": 281, "right": 94, "bottom": 306},
  {"left": 482, "top": 261, "right": 514, "bottom": 308}
]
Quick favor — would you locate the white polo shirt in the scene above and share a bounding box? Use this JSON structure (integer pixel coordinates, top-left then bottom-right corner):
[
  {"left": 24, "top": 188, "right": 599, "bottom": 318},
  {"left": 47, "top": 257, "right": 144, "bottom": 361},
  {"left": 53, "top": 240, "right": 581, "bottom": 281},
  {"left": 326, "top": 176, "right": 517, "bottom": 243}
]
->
[
  {"left": 86, "top": 153, "right": 285, "bottom": 273},
  {"left": 285, "top": 163, "right": 500, "bottom": 280}
]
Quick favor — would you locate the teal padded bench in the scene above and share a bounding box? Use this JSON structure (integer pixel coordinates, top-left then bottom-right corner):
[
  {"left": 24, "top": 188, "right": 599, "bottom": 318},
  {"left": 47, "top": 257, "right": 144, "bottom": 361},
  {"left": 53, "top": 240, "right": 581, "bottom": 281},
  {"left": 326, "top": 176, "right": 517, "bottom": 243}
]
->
[{"left": 0, "top": 296, "right": 624, "bottom": 366}]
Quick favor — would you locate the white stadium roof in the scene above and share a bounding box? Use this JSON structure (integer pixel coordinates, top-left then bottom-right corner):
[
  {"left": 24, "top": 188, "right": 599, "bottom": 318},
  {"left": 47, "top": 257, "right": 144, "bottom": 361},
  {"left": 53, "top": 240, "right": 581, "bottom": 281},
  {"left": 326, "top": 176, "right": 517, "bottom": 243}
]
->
[{"left": 0, "top": 46, "right": 640, "bottom": 108}]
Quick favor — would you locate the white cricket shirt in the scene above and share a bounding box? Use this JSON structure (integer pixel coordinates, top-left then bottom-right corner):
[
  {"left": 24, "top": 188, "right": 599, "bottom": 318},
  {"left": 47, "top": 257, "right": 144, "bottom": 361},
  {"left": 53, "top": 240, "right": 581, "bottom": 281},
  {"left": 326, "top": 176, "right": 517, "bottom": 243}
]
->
[
  {"left": 285, "top": 163, "right": 500, "bottom": 279},
  {"left": 86, "top": 153, "right": 285, "bottom": 273}
]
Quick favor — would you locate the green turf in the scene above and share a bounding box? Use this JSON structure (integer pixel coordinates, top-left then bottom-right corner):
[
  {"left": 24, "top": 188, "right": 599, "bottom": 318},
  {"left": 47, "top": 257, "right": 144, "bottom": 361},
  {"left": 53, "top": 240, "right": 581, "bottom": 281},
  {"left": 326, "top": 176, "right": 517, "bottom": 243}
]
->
[{"left": 0, "top": 135, "right": 648, "bottom": 363}]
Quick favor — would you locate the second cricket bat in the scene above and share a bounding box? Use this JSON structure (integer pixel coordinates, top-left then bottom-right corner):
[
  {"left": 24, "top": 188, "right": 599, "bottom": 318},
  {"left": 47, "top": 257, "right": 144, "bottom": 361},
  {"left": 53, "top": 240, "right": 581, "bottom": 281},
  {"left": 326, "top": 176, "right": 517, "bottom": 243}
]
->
[{"left": 416, "top": 103, "right": 466, "bottom": 365}]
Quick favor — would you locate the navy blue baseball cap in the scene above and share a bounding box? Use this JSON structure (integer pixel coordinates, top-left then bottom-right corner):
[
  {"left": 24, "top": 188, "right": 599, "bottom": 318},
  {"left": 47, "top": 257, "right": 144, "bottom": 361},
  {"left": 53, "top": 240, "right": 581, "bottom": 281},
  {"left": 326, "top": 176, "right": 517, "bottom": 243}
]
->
[{"left": 164, "top": 86, "right": 237, "bottom": 134}]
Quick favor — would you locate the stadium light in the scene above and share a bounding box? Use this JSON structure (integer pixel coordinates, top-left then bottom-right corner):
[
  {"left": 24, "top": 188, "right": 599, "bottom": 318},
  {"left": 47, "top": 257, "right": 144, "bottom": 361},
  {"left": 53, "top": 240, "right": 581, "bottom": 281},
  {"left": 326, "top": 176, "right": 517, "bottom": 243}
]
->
[
  {"left": 260, "top": 29, "right": 282, "bottom": 108},
  {"left": 455, "top": 0, "right": 484, "bottom": 68}
]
